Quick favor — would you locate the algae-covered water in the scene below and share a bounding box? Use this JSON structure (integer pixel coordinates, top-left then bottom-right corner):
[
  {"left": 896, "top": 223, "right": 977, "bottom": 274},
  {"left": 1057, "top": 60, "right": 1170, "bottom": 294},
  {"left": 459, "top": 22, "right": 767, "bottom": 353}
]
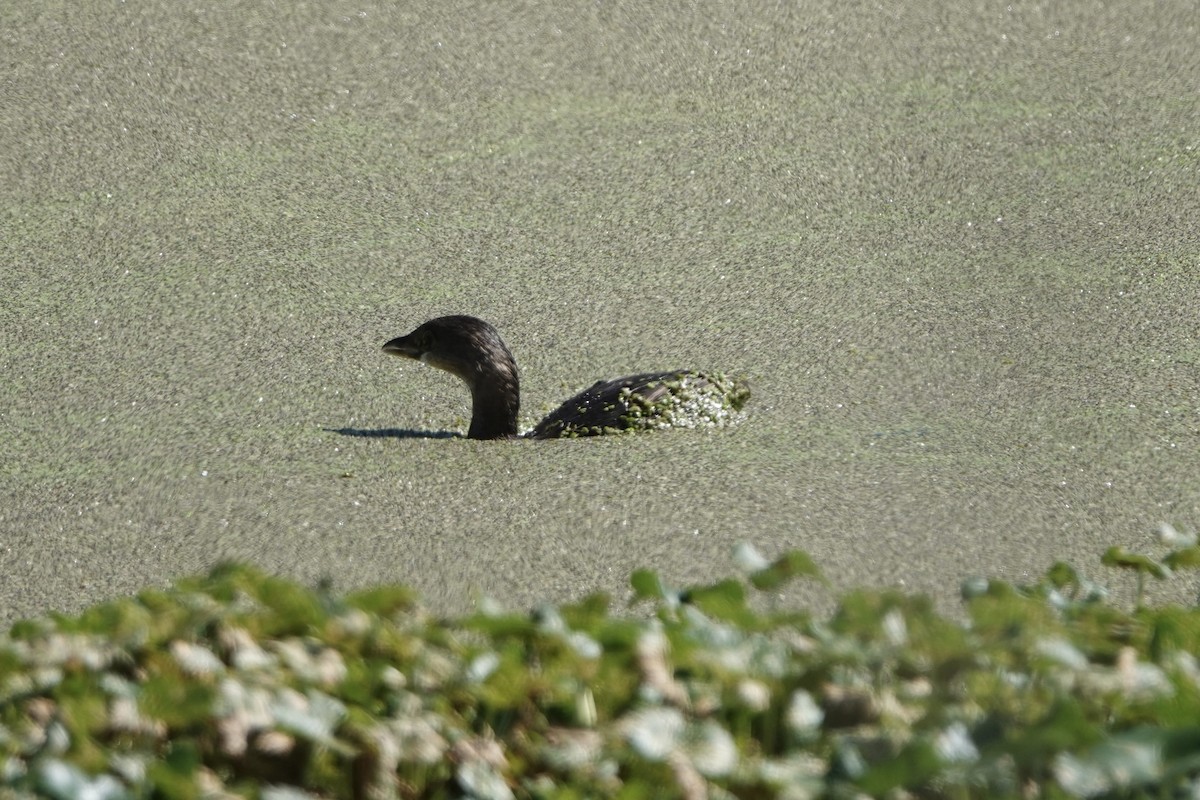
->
[{"left": 2, "top": 1, "right": 1197, "bottom": 624}]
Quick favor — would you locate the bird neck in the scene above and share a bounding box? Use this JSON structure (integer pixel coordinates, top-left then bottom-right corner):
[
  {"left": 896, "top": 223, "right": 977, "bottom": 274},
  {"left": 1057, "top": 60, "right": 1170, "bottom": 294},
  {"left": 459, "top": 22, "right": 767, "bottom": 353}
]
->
[{"left": 466, "top": 364, "right": 520, "bottom": 440}]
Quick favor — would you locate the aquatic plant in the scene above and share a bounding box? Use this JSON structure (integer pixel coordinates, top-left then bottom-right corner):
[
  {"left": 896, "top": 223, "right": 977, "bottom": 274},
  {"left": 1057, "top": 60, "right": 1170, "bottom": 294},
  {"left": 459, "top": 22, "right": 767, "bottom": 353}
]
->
[{"left": 2, "top": 532, "right": 1200, "bottom": 798}]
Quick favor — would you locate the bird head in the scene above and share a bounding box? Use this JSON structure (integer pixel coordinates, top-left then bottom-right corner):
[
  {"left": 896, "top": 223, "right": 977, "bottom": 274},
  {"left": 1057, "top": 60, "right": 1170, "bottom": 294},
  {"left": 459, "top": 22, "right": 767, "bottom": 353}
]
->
[{"left": 382, "top": 315, "right": 516, "bottom": 388}]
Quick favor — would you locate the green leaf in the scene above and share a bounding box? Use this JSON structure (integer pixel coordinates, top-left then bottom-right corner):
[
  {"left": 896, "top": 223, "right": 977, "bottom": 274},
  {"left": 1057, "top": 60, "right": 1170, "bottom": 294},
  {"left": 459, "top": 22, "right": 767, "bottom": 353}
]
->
[
  {"left": 346, "top": 585, "right": 419, "bottom": 617},
  {"left": 560, "top": 592, "right": 612, "bottom": 629},
  {"left": 254, "top": 578, "right": 330, "bottom": 633},
  {"left": 1163, "top": 546, "right": 1200, "bottom": 570},
  {"left": 139, "top": 675, "right": 217, "bottom": 728},
  {"left": 1045, "top": 561, "right": 1080, "bottom": 589},
  {"left": 147, "top": 740, "right": 203, "bottom": 800},
  {"left": 680, "top": 579, "right": 750, "bottom": 623},
  {"left": 1101, "top": 547, "right": 1170, "bottom": 579},
  {"left": 1007, "top": 697, "right": 1102, "bottom": 769},
  {"left": 749, "top": 550, "right": 824, "bottom": 591},
  {"left": 1148, "top": 607, "right": 1200, "bottom": 661},
  {"left": 858, "top": 739, "right": 940, "bottom": 795},
  {"left": 630, "top": 569, "right": 663, "bottom": 601}
]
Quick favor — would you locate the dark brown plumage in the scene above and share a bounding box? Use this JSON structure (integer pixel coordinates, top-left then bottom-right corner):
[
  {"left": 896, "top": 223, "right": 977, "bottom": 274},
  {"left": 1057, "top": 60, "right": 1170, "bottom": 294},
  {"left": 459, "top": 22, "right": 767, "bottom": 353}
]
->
[{"left": 382, "top": 316, "right": 748, "bottom": 440}]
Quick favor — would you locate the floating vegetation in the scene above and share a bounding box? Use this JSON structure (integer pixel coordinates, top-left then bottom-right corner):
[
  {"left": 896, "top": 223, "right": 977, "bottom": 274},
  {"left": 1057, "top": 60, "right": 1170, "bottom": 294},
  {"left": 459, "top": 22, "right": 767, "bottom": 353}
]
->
[
  {"left": 3, "top": 534, "right": 1200, "bottom": 798},
  {"left": 613, "top": 371, "right": 752, "bottom": 432},
  {"left": 530, "top": 371, "right": 751, "bottom": 438}
]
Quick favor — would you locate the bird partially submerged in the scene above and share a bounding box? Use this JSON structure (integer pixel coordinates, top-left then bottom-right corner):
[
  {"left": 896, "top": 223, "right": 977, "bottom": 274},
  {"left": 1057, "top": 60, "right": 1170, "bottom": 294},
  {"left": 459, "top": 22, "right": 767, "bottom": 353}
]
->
[{"left": 382, "top": 315, "right": 749, "bottom": 440}]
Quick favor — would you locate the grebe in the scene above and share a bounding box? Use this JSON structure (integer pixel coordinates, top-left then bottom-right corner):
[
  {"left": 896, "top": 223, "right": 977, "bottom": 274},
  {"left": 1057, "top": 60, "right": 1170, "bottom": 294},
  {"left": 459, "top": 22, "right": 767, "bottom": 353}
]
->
[{"left": 383, "top": 315, "right": 749, "bottom": 439}]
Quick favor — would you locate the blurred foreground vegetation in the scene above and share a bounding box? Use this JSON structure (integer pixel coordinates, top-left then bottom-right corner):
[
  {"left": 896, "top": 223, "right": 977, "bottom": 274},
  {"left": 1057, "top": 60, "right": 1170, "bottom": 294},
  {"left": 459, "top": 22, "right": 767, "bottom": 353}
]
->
[{"left": 3, "top": 528, "right": 1200, "bottom": 799}]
